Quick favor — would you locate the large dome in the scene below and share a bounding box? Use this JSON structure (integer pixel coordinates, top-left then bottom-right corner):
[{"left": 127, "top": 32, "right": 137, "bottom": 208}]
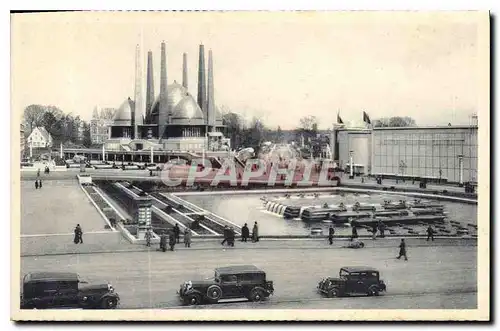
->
[
  {"left": 113, "top": 98, "right": 135, "bottom": 126},
  {"left": 171, "top": 95, "right": 205, "bottom": 125},
  {"left": 150, "top": 81, "right": 205, "bottom": 125}
]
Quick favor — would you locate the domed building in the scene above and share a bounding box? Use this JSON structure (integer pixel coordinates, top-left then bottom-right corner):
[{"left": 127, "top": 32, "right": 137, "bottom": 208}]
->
[{"left": 105, "top": 42, "right": 228, "bottom": 153}]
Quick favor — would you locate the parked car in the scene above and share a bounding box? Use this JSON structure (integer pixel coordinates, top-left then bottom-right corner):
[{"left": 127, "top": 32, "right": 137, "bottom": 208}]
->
[
  {"left": 20, "top": 272, "right": 120, "bottom": 309},
  {"left": 317, "top": 266, "right": 386, "bottom": 297},
  {"left": 178, "top": 265, "right": 274, "bottom": 305}
]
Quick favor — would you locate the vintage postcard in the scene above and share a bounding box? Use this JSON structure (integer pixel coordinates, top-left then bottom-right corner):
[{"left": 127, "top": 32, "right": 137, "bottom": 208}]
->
[{"left": 11, "top": 11, "right": 490, "bottom": 321}]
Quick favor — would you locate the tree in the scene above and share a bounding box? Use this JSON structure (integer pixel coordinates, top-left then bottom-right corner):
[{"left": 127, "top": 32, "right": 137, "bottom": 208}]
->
[
  {"left": 373, "top": 116, "right": 416, "bottom": 128},
  {"left": 299, "top": 115, "right": 318, "bottom": 131},
  {"left": 23, "top": 104, "right": 46, "bottom": 132},
  {"left": 276, "top": 126, "right": 283, "bottom": 143}
]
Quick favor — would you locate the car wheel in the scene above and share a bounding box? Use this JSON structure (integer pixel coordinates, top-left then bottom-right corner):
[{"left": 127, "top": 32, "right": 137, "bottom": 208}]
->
[
  {"left": 368, "top": 286, "right": 380, "bottom": 297},
  {"left": 101, "top": 297, "right": 118, "bottom": 309},
  {"left": 206, "top": 285, "right": 222, "bottom": 302},
  {"left": 327, "top": 288, "right": 340, "bottom": 298},
  {"left": 186, "top": 293, "right": 202, "bottom": 306},
  {"left": 249, "top": 288, "right": 265, "bottom": 302}
]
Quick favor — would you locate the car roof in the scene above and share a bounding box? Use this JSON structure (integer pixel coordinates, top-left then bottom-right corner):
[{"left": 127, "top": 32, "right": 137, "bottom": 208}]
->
[
  {"left": 341, "top": 267, "right": 379, "bottom": 273},
  {"left": 24, "top": 272, "right": 79, "bottom": 282},
  {"left": 215, "top": 265, "right": 264, "bottom": 275}
]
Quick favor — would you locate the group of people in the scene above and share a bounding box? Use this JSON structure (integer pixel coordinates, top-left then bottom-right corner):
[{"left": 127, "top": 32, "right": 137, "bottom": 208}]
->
[
  {"left": 221, "top": 222, "right": 259, "bottom": 246},
  {"left": 158, "top": 224, "right": 192, "bottom": 252},
  {"left": 34, "top": 168, "right": 43, "bottom": 190}
]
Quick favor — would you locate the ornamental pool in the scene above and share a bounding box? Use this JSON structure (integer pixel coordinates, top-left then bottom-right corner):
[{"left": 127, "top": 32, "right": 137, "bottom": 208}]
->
[{"left": 180, "top": 190, "right": 478, "bottom": 236}]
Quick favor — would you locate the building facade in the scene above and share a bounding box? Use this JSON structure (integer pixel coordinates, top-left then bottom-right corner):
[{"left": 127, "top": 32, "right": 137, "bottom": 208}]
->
[
  {"left": 90, "top": 107, "right": 115, "bottom": 145},
  {"left": 333, "top": 125, "right": 478, "bottom": 184},
  {"left": 27, "top": 127, "right": 53, "bottom": 148}
]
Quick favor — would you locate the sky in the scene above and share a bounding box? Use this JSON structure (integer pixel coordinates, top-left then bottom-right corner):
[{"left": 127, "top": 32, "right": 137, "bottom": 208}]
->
[{"left": 11, "top": 12, "right": 487, "bottom": 130}]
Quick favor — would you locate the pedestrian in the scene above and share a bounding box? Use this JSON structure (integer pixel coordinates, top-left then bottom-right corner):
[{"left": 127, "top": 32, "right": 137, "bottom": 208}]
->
[
  {"left": 184, "top": 228, "right": 192, "bottom": 248},
  {"left": 74, "top": 224, "right": 83, "bottom": 244},
  {"left": 35, "top": 180, "right": 39, "bottom": 190},
  {"left": 328, "top": 225, "right": 335, "bottom": 245},
  {"left": 350, "top": 225, "right": 358, "bottom": 242},
  {"left": 426, "top": 225, "right": 435, "bottom": 242},
  {"left": 241, "top": 223, "right": 250, "bottom": 242},
  {"left": 173, "top": 224, "right": 180, "bottom": 244},
  {"left": 221, "top": 226, "right": 229, "bottom": 246},
  {"left": 378, "top": 221, "right": 385, "bottom": 238},
  {"left": 228, "top": 227, "right": 235, "bottom": 247},
  {"left": 372, "top": 223, "right": 378, "bottom": 240},
  {"left": 145, "top": 229, "right": 152, "bottom": 247},
  {"left": 168, "top": 230, "right": 176, "bottom": 251},
  {"left": 39, "top": 180, "right": 42, "bottom": 189},
  {"left": 396, "top": 239, "right": 408, "bottom": 261},
  {"left": 252, "top": 222, "right": 259, "bottom": 242},
  {"left": 160, "top": 232, "right": 167, "bottom": 252},
  {"left": 37, "top": 168, "right": 40, "bottom": 177}
]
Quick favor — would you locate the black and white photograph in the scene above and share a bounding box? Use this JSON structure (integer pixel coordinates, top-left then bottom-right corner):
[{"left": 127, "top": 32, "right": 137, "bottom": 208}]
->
[{"left": 10, "top": 10, "right": 490, "bottom": 321}]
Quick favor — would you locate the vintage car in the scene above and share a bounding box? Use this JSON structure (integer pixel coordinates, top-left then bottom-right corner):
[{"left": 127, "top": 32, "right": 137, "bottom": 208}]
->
[
  {"left": 317, "top": 267, "right": 386, "bottom": 297},
  {"left": 178, "top": 265, "right": 274, "bottom": 305},
  {"left": 20, "top": 272, "right": 120, "bottom": 309}
]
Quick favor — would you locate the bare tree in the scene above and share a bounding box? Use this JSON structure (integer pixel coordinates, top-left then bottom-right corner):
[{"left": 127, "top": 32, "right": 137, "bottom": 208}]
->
[
  {"left": 373, "top": 116, "right": 416, "bottom": 127},
  {"left": 23, "top": 104, "right": 46, "bottom": 132}
]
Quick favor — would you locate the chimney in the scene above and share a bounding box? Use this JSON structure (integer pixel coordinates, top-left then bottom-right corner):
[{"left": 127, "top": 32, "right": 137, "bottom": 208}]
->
[
  {"left": 197, "top": 44, "right": 207, "bottom": 123},
  {"left": 207, "top": 49, "right": 215, "bottom": 132},
  {"left": 133, "top": 44, "right": 143, "bottom": 139},
  {"left": 145, "top": 50, "right": 155, "bottom": 123},
  {"left": 182, "top": 52, "right": 188, "bottom": 90},
  {"left": 159, "top": 42, "right": 168, "bottom": 140}
]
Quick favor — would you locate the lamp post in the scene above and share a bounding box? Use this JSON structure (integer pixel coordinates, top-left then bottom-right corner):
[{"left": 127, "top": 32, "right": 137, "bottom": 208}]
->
[
  {"left": 458, "top": 154, "right": 464, "bottom": 187},
  {"left": 349, "top": 150, "right": 354, "bottom": 179}
]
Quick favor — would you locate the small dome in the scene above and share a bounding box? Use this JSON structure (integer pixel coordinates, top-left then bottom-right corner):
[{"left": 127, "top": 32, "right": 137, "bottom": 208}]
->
[
  {"left": 150, "top": 82, "right": 191, "bottom": 117},
  {"left": 113, "top": 98, "right": 134, "bottom": 126},
  {"left": 171, "top": 95, "right": 205, "bottom": 125}
]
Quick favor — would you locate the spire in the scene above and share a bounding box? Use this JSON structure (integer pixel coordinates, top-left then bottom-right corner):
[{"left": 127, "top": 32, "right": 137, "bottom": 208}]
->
[
  {"left": 145, "top": 50, "right": 155, "bottom": 123},
  {"left": 207, "top": 49, "right": 215, "bottom": 132},
  {"left": 133, "top": 44, "right": 144, "bottom": 139},
  {"left": 159, "top": 41, "right": 168, "bottom": 140},
  {"left": 197, "top": 44, "right": 207, "bottom": 122},
  {"left": 182, "top": 52, "right": 188, "bottom": 90},
  {"left": 92, "top": 106, "right": 99, "bottom": 119}
]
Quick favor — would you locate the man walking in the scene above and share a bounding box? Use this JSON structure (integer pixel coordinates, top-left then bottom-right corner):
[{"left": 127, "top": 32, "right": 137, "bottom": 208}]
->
[
  {"left": 35, "top": 180, "right": 39, "bottom": 190},
  {"left": 145, "top": 229, "right": 152, "bottom": 247},
  {"left": 396, "top": 239, "right": 408, "bottom": 261},
  {"left": 160, "top": 232, "right": 167, "bottom": 252},
  {"left": 184, "top": 228, "right": 192, "bottom": 248},
  {"left": 221, "top": 226, "right": 229, "bottom": 246},
  {"left": 228, "top": 227, "right": 235, "bottom": 247},
  {"left": 426, "top": 225, "right": 435, "bottom": 241},
  {"left": 241, "top": 223, "right": 250, "bottom": 242},
  {"left": 75, "top": 224, "right": 83, "bottom": 244},
  {"left": 168, "top": 230, "right": 176, "bottom": 251},
  {"left": 328, "top": 225, "right": 335, "bottom": 245}
]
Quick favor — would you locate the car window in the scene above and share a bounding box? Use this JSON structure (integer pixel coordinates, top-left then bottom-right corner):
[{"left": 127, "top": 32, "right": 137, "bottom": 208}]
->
[
  {"left": 348, "top": 272, "right": 360, "bottom": 280},
  {"left": 239, "top": 273, "right": 265, "bottom": 283},
  {"left": 340, "top": 269, "right": 349, "bottom": 278},
  {"left": 220, "top": 275, "right": 238, "bottom": 284}
]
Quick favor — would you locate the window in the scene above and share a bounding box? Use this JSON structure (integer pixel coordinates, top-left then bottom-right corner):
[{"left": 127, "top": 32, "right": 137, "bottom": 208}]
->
[{"left": 221, "top": 275, "right": 237, "bottom": 283}]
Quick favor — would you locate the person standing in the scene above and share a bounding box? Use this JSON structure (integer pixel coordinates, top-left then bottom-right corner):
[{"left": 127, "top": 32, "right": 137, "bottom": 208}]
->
[
  {"left": 426, "top": 225, "right": 435, "bottom": 241},
  {"left": 39, "top": 180, "right": 43, "bottom": 189},
  {"left": 35, "top": 180, "right": 39, "bottom": 190},
  {"left": 378, "top": 221, "right": 385, "bottom": 238},
  {"left": 241, "top": 223, "right": 250, "bottom": 242},
  {"left": 396, "top": 239, "right": 408, "bottom": 261},
  {"left": 372, "top": 223, "right": 378, "bottom": 240},
  {"left": 328, "top": 226, "right": 335, "bottom": 245},
  {"left": 160, "top": 232, "right": 167, "bottom": 252},
  {"left": 168, "top": 230, "right": 176, "bottom": 251},
  {"left": 173, "top": 224, "right": 180, "bottom": 244},
  {"left": 184, "top": 228, "right": 192, "bottom": 248},
  {"left": 252, "top": 222, "right": 259, "bottom": 242},
  {"left": 145, "top": 229, "right": 152, "bottom": 247}
]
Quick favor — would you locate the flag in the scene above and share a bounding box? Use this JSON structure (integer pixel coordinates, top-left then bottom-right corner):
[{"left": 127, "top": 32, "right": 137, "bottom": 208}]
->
[
  {"left": 337, "top": 112, "right": 344, "bottom": 124},
  {"left": 363, "top": 111, "right": 371, "bottom": 125}
]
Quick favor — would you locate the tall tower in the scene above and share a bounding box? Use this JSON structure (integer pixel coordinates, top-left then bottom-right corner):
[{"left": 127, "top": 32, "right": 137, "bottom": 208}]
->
[
  {"left": 197, "top": 44, "right": 207, "bottom": 123},
  {"left": 145, "top": 50, "right": 155, "bottom": 123},
  {"left": 133, "top": 44, "right": 143, "bottom": 139},
  {"left": 182, "top": 52, "right": 188, "bottom": 90},
  {"left": 207, "top": 49, "right": 215, "bottom": 132},
  {"left": 159, "top": 41, "right": 168, "bottom": 140}
]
